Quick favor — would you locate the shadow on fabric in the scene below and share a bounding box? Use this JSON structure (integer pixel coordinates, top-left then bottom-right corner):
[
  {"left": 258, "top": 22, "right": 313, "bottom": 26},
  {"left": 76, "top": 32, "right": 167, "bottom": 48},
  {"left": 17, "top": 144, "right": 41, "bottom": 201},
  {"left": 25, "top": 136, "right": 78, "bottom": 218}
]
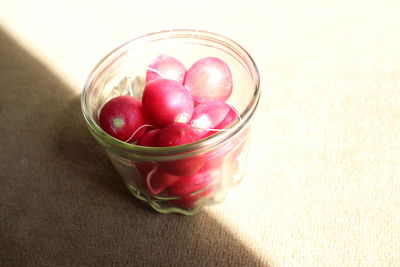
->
[{"left": 0, "top": 26, "right": 270, "bottom": 266}]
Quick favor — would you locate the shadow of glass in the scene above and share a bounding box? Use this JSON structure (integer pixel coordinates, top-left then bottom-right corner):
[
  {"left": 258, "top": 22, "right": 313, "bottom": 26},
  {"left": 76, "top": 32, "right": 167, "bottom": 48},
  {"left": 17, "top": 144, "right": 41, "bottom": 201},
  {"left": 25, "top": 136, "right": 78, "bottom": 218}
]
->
[{"left": 0, "top": 26, "right": 269, "bottom": 266}]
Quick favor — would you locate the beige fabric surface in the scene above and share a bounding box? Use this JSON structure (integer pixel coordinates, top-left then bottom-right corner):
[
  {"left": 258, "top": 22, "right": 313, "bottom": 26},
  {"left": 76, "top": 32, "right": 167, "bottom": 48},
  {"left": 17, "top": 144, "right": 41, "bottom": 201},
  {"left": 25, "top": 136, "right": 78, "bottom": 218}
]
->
[{"left": 1, "top": 1, "right": 399, "bottom": 266}]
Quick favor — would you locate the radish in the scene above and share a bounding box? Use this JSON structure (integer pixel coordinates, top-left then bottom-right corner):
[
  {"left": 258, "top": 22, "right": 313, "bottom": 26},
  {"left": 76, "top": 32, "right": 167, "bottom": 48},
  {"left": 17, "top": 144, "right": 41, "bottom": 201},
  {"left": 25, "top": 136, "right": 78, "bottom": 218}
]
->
[
  {"left": 142, "top": 79, "right": 194, "bottom": 127},
  {"left": 135, "top": 162, "right": 154, "bottom": 181},
  {"left": 201, "top": 104, "right": 239, "bottom": 138},
  {"left": 184, "top": 57, "right": 232, "bottom": 102},
  {"left": 156, "top": 122, "right": 204, "bottom": 176},
  {"left": 156, "top": 122, "right": 202, "bottom": 147},
  {"left": 145, "top": 168, "right": 180, "bottom": 195},
  {"left": 167, "top": 169, "right": 215, "bottom": 196},
  {"left": 214, "top": 105, "right": 239, "bottom": 130},
  {"left": 200, "top": 126, "right": 247, "bottom": 172},
  {"left": 146, "top": 55, "right": 186, "bottom": 84},
  {"left": 189, "top": 100, "right": 231, "bottom": 137},
  {"left": 98, "top": 54, "right": 242, "bottom": 207},
  {"left": 200, "top": 140, "right": 238, "bottom": 172},
  {"left": 137, "top": 128, "right": 161, "bottom": 147},
  {"left": 99, "top": 95, "right": 148, "bottom": 142},
  {"left": 135, "top": 129, "right": 162, "bottom": 180},
  {"left": 167, "top": 170, "right": 217, "bottom": 208}
]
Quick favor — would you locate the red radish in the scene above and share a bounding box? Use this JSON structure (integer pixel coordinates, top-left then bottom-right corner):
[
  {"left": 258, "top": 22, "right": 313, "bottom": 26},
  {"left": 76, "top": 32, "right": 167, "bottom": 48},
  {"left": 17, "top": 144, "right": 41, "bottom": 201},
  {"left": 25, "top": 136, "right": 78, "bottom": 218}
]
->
[
  {"left": 135, "top": 129, "right": 162, "bottom": 178},
  {"left": 199, "top": 151, "right": 225, "bottom": 172},
  {"left": 160, "top": 157, "right": 204, "bottom": 177},
  {"left": 200, "top": 140, "right": 239, "bottom": 172},
  {"left": 189, "top": 100, "right": 230, "bottom": 137},
  {"left": 145, "top": 168, "right": 180, "bottom": 195},
  {"left": 184, "top": 57, "right": 232, "bottom": 102},
  {"left": 135, "top": 162, "right": 155, "bottom": 180},
  {"left": 156, "top": 122, "right": 204, "bottom": 176},
  {"left": 215, "top": 105, "right": 239, "bottom": 129},
  {"left": 137, "top": 128, "right": 161, "bottom": 147},
  {"left": 99, "top": 95, "right": 148, "bottom": 142},
  {"left": 167, "top": 169, "right": 215, "bottom": 196},
  {"left": 156, "top": 122, "right": 202, "bottom": 147},
  {"left": 199, "top": 127, "right": 244, "bottom": 172},
  {"left": 200, "top": 126, "right": 248, "bottom": 172},
  {"left": 201, "top": 104, "right": 240, "bottom": 138},
  {"left": 146, "top": 55, "right": 186, "bottom": 84},
  {"left": 167, "top": 170, "right": 217, "bottom": 208},
  {"left": 142, "top": 79, "right": 194, "bottom": 127},
  {"left": 197, "top": 143, "right": 228, "bottom": 172}
]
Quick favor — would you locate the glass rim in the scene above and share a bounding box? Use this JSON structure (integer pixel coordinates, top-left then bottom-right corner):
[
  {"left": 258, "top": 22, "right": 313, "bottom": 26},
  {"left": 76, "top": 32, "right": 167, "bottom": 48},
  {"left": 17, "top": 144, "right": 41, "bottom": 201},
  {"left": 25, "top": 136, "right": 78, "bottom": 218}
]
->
[{"left": 81, "top": 29, "right": 261, "bottom": 156}]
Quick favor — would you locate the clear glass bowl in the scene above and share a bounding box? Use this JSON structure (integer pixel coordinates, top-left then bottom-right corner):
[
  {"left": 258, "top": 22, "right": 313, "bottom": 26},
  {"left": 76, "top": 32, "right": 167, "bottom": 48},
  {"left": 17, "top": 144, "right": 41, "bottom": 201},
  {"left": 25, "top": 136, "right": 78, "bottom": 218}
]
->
[{"left": 81, "top": 29, "right": 260, "bottom": 215}]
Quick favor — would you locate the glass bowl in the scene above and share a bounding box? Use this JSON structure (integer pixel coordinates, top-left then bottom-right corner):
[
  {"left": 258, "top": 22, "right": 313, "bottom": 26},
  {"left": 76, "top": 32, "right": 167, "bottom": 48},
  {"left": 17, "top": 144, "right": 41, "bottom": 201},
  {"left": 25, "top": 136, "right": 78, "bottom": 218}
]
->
[{"left": 81, "top": 29, "right": 260, "bottom": 215}]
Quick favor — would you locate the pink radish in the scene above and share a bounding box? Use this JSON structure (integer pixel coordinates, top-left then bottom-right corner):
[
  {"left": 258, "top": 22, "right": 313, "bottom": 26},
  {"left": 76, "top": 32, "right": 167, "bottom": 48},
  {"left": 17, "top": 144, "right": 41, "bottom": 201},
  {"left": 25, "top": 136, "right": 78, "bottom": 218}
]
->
[
  {"left": 215, "top": 105, "right": 239, "bottom": 129},
  {"left": 189, "top": 100, "right": 231, "bottom": 137},
  {"left": 200, "top": 126, "right": 247, "bottom": 172},
  {"left": 167, "top": 170, "right": 217, "bottom": 208},
  {"left": 142, "top": 79, "right": 194, "bottom": 127},
  {"left": 146, "top": 55, "right": 186, "bottom": 84},
  {"left": 145, "top": 168, "right": 180, "bottom": 195},
  {"left": 184, "top": 57, "right": 232, "bottom": 102},
  {"left": 156, "top": 122, "right": 204, "bottom": 176},
  {"left": 99, "top": 95, "right": 148, "bottom": 142},
  {"left": 201, "top": 104, "right": 240, "bottom": 138},
  {"left": 137, "top": 128, "right": 161, "bottom": 147},
  {"left": 135, "top": 162, "right": 154, "bottom": 180},
  {"left": 135, "top": 129, "right": 161, "bottom": 180},
  {"left": 156, "top": 122, "right": 202, "bottom": 147}
]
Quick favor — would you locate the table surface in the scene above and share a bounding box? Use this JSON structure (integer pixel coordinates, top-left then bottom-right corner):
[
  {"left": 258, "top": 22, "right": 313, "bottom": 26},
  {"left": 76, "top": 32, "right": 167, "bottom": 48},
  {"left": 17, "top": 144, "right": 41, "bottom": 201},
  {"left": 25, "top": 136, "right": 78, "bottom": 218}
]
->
[{"left": 1, "top": 1, "right": 399, "bottom": 266}]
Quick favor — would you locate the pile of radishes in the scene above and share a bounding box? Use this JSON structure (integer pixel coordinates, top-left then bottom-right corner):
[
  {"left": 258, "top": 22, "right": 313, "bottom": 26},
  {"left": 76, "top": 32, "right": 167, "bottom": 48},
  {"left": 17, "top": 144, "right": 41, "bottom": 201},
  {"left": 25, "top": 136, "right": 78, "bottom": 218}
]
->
[{"left": 99, "top": 55, "right": 242, "bottom": 209}]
